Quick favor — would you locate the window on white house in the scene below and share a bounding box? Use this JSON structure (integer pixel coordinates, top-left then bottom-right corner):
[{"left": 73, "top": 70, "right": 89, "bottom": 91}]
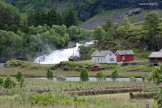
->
[
  {"left": 98, "top": 58, "right": 99, "bottom": 62},
  {"left": 110, "top": 58, "right": 114, "bottom": 61},
  {"left": 110, "top": 53, "right": 112, "bottom": 56},
  {"left": 122, "top": 56, "right": 125, "bottom": 60}
]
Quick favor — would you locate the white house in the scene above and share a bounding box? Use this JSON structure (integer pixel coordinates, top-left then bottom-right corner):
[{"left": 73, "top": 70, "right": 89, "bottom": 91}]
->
[{"left": 91, "top": 50, "right": 117, "bottom": 64}]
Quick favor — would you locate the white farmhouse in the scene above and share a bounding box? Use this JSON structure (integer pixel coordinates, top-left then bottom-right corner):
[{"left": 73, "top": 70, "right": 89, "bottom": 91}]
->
[{"left": 91, "top": 50, "right": 117, "bottom": 64}]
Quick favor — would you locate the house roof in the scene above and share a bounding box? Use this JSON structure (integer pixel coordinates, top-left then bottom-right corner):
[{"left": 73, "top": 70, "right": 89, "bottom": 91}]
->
[
  {"left": 148, "top": 52, "right": 162, "bottom": 58},
  {"left": 91, "top": 50, "right": 113, "bottom": 57},
  {"left": 117, "top": 50, "right": 134, "bottom": 55},
  {"left": 68, "top": 56, "right": 79, "bottom": 60},
  {"left": 159, "top": 49, "right": 162, "bottom": 52}
]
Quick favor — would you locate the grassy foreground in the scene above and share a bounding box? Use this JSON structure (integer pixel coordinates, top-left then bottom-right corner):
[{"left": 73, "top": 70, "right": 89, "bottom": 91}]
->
[
  {"left": 0, "top": 79, "right": 159, "bottom": 108},
  {"left": 0, "top": 93, "right": 156, "bottom": 108}
]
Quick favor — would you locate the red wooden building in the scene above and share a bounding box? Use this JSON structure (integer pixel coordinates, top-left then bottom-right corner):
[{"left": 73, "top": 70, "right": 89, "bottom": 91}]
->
[
  {"left": 115, "top": 50, "right": 135, "bottom": 63},
  {"left": 91, "top": 65, "right": 99, "bottom": 72}
]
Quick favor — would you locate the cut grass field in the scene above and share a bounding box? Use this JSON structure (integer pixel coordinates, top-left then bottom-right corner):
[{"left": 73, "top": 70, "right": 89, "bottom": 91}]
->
[
  {"left": 0, "top": 79, "right": 159, "bottom": 108},
  {"left": 0, "top": 57, "right": 152, "bottom": 78},
  {"left": 0, "top": 67, "right": 150, "bottom": 77}
]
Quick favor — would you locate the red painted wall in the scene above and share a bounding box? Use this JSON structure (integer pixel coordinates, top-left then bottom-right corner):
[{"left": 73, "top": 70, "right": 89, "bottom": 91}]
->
[{"left": 116, "top": 52, "right": 134, "bottom": 62}]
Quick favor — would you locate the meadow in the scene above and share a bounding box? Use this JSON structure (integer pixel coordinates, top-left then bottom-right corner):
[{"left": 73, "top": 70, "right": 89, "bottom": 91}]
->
[{"left": 0, "top": 79, "right": 160, "bottom": 108}]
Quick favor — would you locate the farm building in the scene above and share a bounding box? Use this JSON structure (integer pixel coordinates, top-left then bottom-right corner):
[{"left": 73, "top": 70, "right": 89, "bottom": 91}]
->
[
  {"left": 148, "top": 49, "right": 162, "bottom": 66},
  {"left": 68, "top": 56, "right": 80, "bottom": 61},
  {"left": 116, "top": 50, "right": 135, "bottom": 63},
  {"left": 91, "top": 50, "right": 116, "bottom": 64}
]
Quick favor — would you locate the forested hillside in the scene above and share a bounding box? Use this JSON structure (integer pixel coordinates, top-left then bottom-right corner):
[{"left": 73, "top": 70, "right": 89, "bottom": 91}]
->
[{"left": 2, "top": 0, "right": 162, "bottom": 21}]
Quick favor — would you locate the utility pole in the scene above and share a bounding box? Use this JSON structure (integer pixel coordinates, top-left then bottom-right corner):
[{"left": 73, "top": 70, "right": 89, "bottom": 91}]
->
[
  {"left": 39, "top": 47, "right": 41, "bottom": 66},
  {"left": 73, "top": 47, "right": 74, "bottom": 56}
]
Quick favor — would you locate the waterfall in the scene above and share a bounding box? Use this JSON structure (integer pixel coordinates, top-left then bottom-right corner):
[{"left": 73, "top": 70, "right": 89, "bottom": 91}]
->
[{"left": 34, "top": 41, "right": 93, "bottom": 64}]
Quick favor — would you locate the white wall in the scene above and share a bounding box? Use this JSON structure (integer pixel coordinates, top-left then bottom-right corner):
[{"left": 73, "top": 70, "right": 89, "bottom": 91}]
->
[
  {"left": 105, "top": 53, "right": 117, "bottom": 64},
  {"left": 92, "top": 57, "right": 105, "bottom": 63},
  {"left": 91, "top": 53, "right": 116, "bottom": 64}
]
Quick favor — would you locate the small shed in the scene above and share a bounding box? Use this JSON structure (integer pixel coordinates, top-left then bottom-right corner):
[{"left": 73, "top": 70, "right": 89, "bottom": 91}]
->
[
  {"left": 148, "top": 49, "right": 162, "bottom": 66},
  {"left": 68, "top": 56, "right": 80, "bottom": 62},
  {"left": 91, "top": 65, "right": 99, "bottom": 72},
  {"left": 116, "top": 50, "right": 135, "bottom": 63}
]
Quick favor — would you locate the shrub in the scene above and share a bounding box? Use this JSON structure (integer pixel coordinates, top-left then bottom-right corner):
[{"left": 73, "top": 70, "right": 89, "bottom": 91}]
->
[
  {"left": 130, "top": 77, "right": 137, "bottom": 82},
  {"left": 0, "top": 78, "right": 3, "bottom": 86},
  {"left": 154, "top": 90, "right": 162, "bottom": 108},
  {"left": 30, "top": 92, "right": 73, "bottom": 105},
  {"left": 111, "top": 69, "right": 118, "bottom": 81},
  {"left": 19, "top": 76, "right": 25, "bottom": 88},
  {"left": 121, "top": 63, "right": 129, "bottom": 66},
  {"left": 95, "top": 72, "right": 105, "bottom": 81},
  {"left": 56, "top": 76, "right": 66, "bottom": 81},
  {"left": 3, "top": 76, "right": 16, "bottom": 89},
  {"left": 46, "top": 69, "right": 53, "bottom": 80},
  {"left": 16, "top": 71, "right": 23, "bottom": 82},
  {"left": 80, "top": 68, "right": 89, "bottom": 81}
]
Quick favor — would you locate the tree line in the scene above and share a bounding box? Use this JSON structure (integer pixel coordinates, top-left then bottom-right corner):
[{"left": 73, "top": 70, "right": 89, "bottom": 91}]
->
[{"left": 0, "top": 1, "right": 78, "bottom": 33}]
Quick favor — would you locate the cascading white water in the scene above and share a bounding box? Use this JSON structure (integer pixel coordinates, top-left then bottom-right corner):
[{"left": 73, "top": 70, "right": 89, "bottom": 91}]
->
[{"left": 34, "top": 41, "right": 93, "bottom": 64}]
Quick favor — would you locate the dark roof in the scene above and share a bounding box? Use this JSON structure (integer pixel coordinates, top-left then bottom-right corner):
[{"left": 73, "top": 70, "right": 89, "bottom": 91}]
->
[
  {"left": 117, "top": 50, "right": 134, "bottom": 55},
  {"left": 91, "top": 50, "right": 113, "bottom": 57},
  {"left": 148, "top": 52, "right": 162, "bottom": 58},
  {"left": 68, "top": 56, "right": 79, "bottom": 60},
  {"left": 159, "top": 49, "right": 162, "bottom": 52}
]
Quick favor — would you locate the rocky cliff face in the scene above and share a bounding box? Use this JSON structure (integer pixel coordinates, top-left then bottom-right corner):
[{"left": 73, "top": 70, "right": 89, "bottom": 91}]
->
[{"left": 2, "top": 0, "right": 162, "bottom": 21}]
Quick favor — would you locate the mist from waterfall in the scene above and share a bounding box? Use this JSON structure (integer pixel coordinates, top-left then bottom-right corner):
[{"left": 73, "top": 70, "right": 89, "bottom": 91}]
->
[{"left": 34, "top": 41, "right": 93, "bottom": 64}]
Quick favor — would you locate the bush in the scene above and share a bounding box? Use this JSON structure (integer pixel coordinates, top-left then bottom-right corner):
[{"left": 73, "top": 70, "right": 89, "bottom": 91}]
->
[
  {"left": 80, "top": 68, "right": 89, "bottom": 81},
  {"left": 130, "top": 77, "right": 137, "bottom": 82},
  {"left": 121, "top": 63, "right": 129, "bottom": 66},
  {"left": 16, "top": 71, "right": 23, "bottom": 82},
  {"left": 47, "top": 69, "right": 53, "bottom": 80},
  {"left": 30, "top": 92, "right": 73, "bottom": 105},
  {"left": 111, "top": 69, "right": 118, "bottom": 81},
  {"left": 56, "top": 76, "right": 66, "bottom": 81},
  {"left": 3, "top": 76, "right": 16, "bottom": 89},
  {"left": 95, "top": 72, "right": 105, "bottom": 81},
  {"left": 154, "top": 90, "right": 162, "bottom": 108},
  {"left": 19, "top": 76, "right": 25, "bottom": 88},
  {"left": 0, "top": 78, "right": 3, "bottom": 86}
]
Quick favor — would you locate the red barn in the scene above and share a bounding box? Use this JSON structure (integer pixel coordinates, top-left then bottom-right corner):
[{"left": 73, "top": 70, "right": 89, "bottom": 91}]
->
[{"left": 115, "top": 50, "right": 135, "bottom": 63}]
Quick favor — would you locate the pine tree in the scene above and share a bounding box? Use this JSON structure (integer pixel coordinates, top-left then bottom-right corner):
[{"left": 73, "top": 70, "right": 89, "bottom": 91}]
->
[
  {"left": 64, "top": 8, "right": 78, "bottom": 27},
  {"left": 16, "top": 71, "right": 23, "bottom": 82},
  {"left": 80, "top": 68, "right": 89, "bottom": 81},
  {"left": 111, "top": 69, "right": 118, "bottom": 81},
  {"left": 47, "top": 69, "right": 53, "bottom": 80}
]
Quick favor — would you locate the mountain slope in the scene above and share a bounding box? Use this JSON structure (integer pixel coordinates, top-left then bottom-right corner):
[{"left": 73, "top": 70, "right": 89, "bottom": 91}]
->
[
  {"left": 2, "top": 0, "right": 162, "bottom": 21},
  {"left": 80, "top": 9, "right": 162, "bottom": 30}
]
